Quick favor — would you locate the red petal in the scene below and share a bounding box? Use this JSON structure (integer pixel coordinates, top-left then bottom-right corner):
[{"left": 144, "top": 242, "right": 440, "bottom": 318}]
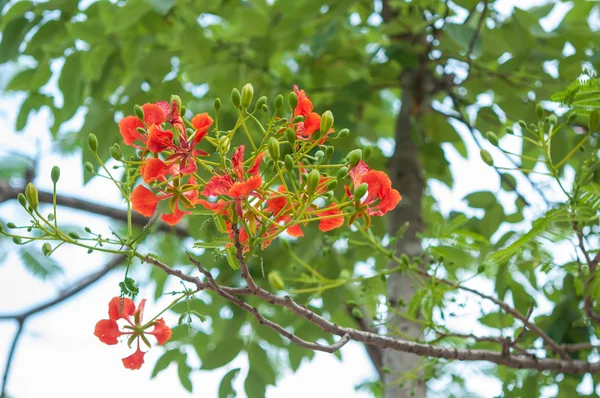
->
[
  {"left": 372, "top": 187, "right": 402, "bottom": 216},
  {"left": 287, "top": 224, "right": 304, "bottom": 237},
  {"left": 232, "top": 145, "right": 245, "bottom": 180},
  {"left": 142, "top": 103, "right": 167, "bottom": 126},
  {"left": 94, "top": 319, "right": 122, "bottom": 345},
  {"left": 108, "top": 297, "right": 136, "bottom": 321},
  {"left": 122, "top": 348, "right": 145, "bottom": 370},
  {"left": 196, "top": 199, "right": 228, "bottom": 214},
  {"left": 161, "top": 206, "right": 188, "bottom": 226},
  {"left": 294, "top": 85, "right": 313, "bottom": 117},
  {"left": 146, "top": 124, "right": 173, "bottom": 153},
  {"left": 318, "top": 206, "right": 345, "bottom": 232},
  {"left": 266, "top": 186, "right": 288, "bottom": 216},
  {"left": 202, "top": 174, "right": 234, "bottom": 197},
  {"left": 229, "top": 175, "right": 262, "bottom": 198},
  {"left": 191, "top": 113, "right": 214, "bottom": 145},
  {"left": 248, "top": 152, "right": 266, "bottom": 175},
  {"left": 131, "top": 186, "right": 160, "bottom": 217},
  {"left": 149, "top": 318, "right": 172, "bottom": 345},
  {"left": 118, "top": 116, "right": 144, "bottom": 146},
  {"left": 141, "top": 158, "right": 170, "bottom": 184},
  {"left": 349, "top": 160, "right": 371, "bottom": 187},
  {"left": 361, "top": 170, "right": 392, "bottom": 202},
  {"left": 168, "top": 99, "right": 185, "bottom": 134},
  {"left": 303, "top": 112, "right": 321, "bottom": 135}
]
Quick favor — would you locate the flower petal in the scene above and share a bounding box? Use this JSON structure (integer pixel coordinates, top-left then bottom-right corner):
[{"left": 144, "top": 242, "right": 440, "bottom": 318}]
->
[
  {"left": 247, "top": 152, "right": 266, "bottom": 175},
  {"left": 196, "top": 199, "right": 228, "bottom": 214},
  {"left": 191, "top": 113, "right": 214, "bottom": 145},
  {"left": 149, "top": 318, "right": 172, "bottom": 345},
  {"left": 232, "top": 145, "right": 245, "bottom": 180},
  {"left": 131, "top": 185, "right": 160, "bottom": 217},
  {"left": 161, "top": 205, "right": 189, "bottom": 226},
  {"left": 294, "top": 85, "right": 313, "bottom": 117},
  {"left": 318, "top": 206, "right": 345, "bottom": 232},
  {"left": 202, "top": 174, "right": 234, "bottom": 197},
  {"left": 146, "top": 124, "right": 173, "bottom": 153},
  {"left": 141, "top": 158, "right": 170, "bottom": 184},
  {"left": 122, "top": 348, "right": 145, "bottom": 370},
  {"left": 108, "top": 297, "right": 136, "bottom": 321},
  {"left": 142, "top": 103, "right": 167, "bottom": 126},
  {"left": 229, "top": 175, "right": 262, "bottom": 198},
  {"left": 287, "top": 224, "right": 304, "bottom": 237},
  {"left": 349, "top": 160, "right": 370, "bottom": 187},
  {"left": 118, "top": 116, "right": 144, "bottom": 146},
  {"left": 94, "top": 319, "right": 122, "bottom": 345}
]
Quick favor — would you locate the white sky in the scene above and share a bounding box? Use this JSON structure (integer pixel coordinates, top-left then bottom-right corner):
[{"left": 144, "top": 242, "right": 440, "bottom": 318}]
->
[{"left": 0, "top": 1, "right": 587, "bottom": 397}]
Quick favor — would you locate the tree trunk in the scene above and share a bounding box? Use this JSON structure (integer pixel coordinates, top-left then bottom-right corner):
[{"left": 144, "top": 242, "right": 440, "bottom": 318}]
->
[{"left": 383, "top": 70, "right": 427, "bottom": 398}]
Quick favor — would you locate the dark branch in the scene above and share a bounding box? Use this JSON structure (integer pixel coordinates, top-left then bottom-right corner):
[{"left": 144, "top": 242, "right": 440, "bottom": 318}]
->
[{"left": 1, "top": 321, "right": 24, "bottom": 398}]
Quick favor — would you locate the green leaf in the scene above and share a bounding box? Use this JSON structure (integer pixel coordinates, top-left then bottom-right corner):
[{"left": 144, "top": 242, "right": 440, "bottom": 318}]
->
[
  {"left": 422, "top": 113, "right": 462, "bottom": 143},
  {"left": 0, "top": 16, "right": 32, "bottom": 63},
  {"left": 218, "top": 368, "right": 241, "bottom": 398},
  {"left": 57, "top": 52, "right": 84, "bottom": 123},
  {"left": 445, "top": 23, "right": 482, "bottom": 58},
  {"left": 464, "top": 191, "right": 497, "bottom": 209},
  {"left": 479, "top": 311, "right": 515, "bottom": 329},
  {"left": 244, "top": 369, "right": 266, "bottom": 398},
  {"left": 143, "top": 0, "right": 174, "bottom": 15},
  {"left": 16, "top": 92, "right": 53, "bottom": 131},
  {"left": 20, "top": 247, "right": 63, "bottom": 280},
  {"left": 247, "top": 343, "right": 276, "bottom": 386},
  {"left": 176, "top": 353, "right": 193, "bottom": 392},
  {"left": 82, "top": 43, "right": 114, "bottom": 81},
  {"left": 200, "top": 337, "right": 243, "bottom": 370},
  {"left": 151, "top": 349, "right": 179, "bottom": 378}
]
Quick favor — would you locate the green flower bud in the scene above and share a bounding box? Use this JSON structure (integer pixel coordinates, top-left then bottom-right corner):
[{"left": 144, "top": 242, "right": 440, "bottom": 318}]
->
[
  {"left": 51, "top": 166, "right": 60, "bottom": 184},
  {"left": 315, "top": 150, "right": 325, "bottom": 162},
  {"left": 291, "top": 115, "right": 304, "bottom": 124},
  {"left": 262, "top": 104, "right": 269, "bottom": 114},
  {"left": 214, "top": 98, "right": 221, "bottom": 112},
  {"left": 485, "top": 131, "right": 499, "bottom": 146},
  {"left": 480, "top": 149, "right": 494, "bottom": 166},
  {"left": 289, "top": 91, "right": 298, "bottom": 111},
  {"left": 268, "top": 271, "right": 285, "bottom": 290},
  {"left": 241, "top": 83, "right": 254, "bottom": 108},
  {"left": 363, "top": 145, "right": 373, "bottom": 159},
  {"left": 505, "top": 127, "right": 514, "bottom": 135},
  {"left": 346, "top": 149, "right": 362, "bottom": 168},
  {"left": 7, "top": 222, "right": 17, "bottom": 229},
  {"left": 268, "top": 137, "right": 280, "bottom": 161},
  {"left": 136, "top": 127, "right": 146, "bottom": 136},
  {"left": 326, "top": 180, "right": 338, "bottom": 190},
  {"left": 231, "top": 88, "right": 241, "bottom": 108},
  {"left": 25, "top": 182, "right": 39, "bottom": 209},
  {"left": 110, "top": 144, "right": 122, "bottom": 161},
  {"left": 307, "top": 169, "right": 320, "bottom": 197},
  {"left": 17, "top": 193, "right": 26, "bottom": 208},
  {"left": 274, "top": 94, "right": 283, "bottom": 112},
  {"left": 320, "top": 110, "right": 334, "bottom": 136},
  {"left": 69, "top": 232, "right": 81, "bottom": 239},
  {"left": 170, "top": 94, "right": 182, "bottom": 111},
  {"left": 336, "top": 167, "right": 348, "bottom": 180},
  {"left": 12, "top": 236, "right": 22, "bottom": 245},
  {"left": 181, "top": 106, "right": 187, "bottom": 116},
  {"left": 536, "top": 103, "right": 544, "bottom": 120},
  {"left": 88, "top": 133, "right": 98, "bottom": 152},
  {"left": 42, "top": 243, "right": 52, "bottom": 256},
  {"left": 84, "top": 162, "right": 94, "bottom": 173},
  {"left": 285, "top": 128, "right": 296, "bottom": 146},
  {"left": 354, "top": 182, "right": 368, "bottom": 199},
  {"left": 336, "top": 128, "right": 350, "bottom": 139},
  {"left": 284, "top": 154, "right": 294, "bottom": 171},
  {"left": 324, "top": 146, "right": 334, "bottom": 159},
  {"left": 134, "top": 104, "right": 144, "bottom": 121},
  {"left": 518, "top": 120, "right": 527, "bottom": 130},
  {"left": 254, "top": 96, "right": 267, "bottom": 113},
  {"left": 351, "top": 307, "right": 363, "bottom": 318},
  {"left": 547, "top": 114, "right": 558, "bottom": 126}
]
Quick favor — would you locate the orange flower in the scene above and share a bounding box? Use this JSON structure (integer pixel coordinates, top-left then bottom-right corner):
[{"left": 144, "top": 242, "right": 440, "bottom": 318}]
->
[
  {"left": 347, "top": 161, "right": 402, "bottom": 216},
  {"left": 317, "top": 206, "right": 345, "bottom": 232},
  {"left": 131, "top": 185, "right": 160, "bottom": 217},
  {"left": 131, "top": 177, "right": 199, "bottom": 225},
  {"left": 293, "top": 85, "right": 321, "bottom": 138}
]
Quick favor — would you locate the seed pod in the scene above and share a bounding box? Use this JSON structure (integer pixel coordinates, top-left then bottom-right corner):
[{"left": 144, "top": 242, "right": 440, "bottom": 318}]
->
[
  {"left": 268, "top": 271, "right": 285, "bottom": 290},
  {"left": 88, "top": 133, "right": 98, "bottom": 152},
  {"left": 346, "top": 149, "right": 362, "bottom": 168},
  {"left": 518, "top": 120, "right": 527, "bottom": 130},
  {"left": 241, "top": 83, "right": 254, "bottom": 108},
  {"left": 51, "top": 166, "right": 60, "bottom": 184},
  {"left": 84, "top": 162, "right": 94, "bottom": 173},
  {"left": 110, "top": 144, "right": 122, "bottom": 161},
  {"left": 134, "top": 104, "right": 144, "bottom": 120},
  {"left": 284, "top": 154, "right": 294, "bottom": 171},
  {"left": 25, "top": 183, "right": 39, "bottom": 209},
  {"left": 307, "top": 169, "right": 320, "bottom": 197},
  {"left": 42, "top": 243, "right": 52, "bottom": 256},
  {"left": 354, "top": 182, "right": 368, "bottom": 199},
  {"left": 320, "top": 110, "right": 334, "bottom": 136},
  {"left": 17, "top": 193, "right": 26, "bottom": 208},
  {"left": 254, "top": 97, "right": 267, "bottom": 114},
  {"left": 170, "top": 94, "right": 182, "bottom": 111},
  {"left": 274, "top": 94, "right": 283, "bottom": 112},
  {"left": 231, "top": 88, "right": 241, "bottom": 108},
  {"left": 485, "top": 131, "right": 499, "bottom": 146},
  {"left": 214, "top": 98, "right": 221, "bottom": 112},
  {"left": 336, "top": 128, "right": 350, "bottom": 139},
  {"left": 336, "top": 166, "right": 348, "bottom": 180},
  {"left": 289, "top": 91, "right": 298, "bottom": 111},
  {"left": 268, "top": 137, "right": 280, "bottom": 161},
  {"left": 285, "top": 128, "right": 296, "bottom": 146},
  {"left": 536, "top": 103, "right": 544, "bottom": 120},
  {"left": 480, "top": 149, "right": 494, "bottom": 166}
]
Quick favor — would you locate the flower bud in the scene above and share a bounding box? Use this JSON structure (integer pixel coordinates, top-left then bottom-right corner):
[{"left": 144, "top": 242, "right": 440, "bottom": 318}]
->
[
  {"left": 485, "top": 131, "right": 499, "bottom": 146},
  {"left": 231, "top": 88, "right": 241, "bottom": 108},
  {"left": 285, "top": 128, "right": 296, "bottom": 146},
  {"left": 110, "top": 144, "right": 122, "bottom": 161},
  {"left": 12, "top": 236, "right": 22, "bottom": 245},
  {"left": 170, "top": 94, "right": 182, "bottom": 111},
  {"left": 547, "top": 114, "right": 558, "bottom": 126},
  {"left": 7, "top": 222, "right": 17, "bottom": 229},
  {"left": 134, "top": 104, "right": 144, "bottom": 121},
  {"left": 42, "top": 243, "right": 52, "bottom": 256},
  {"left": 346, "top": 149, "right": 362, "bottom": 168},
  {"left": 181, "top": 106, "right": 187, "bottom": 116},
  {"left": 354, "top": 182, "right": 368, "bottom": 199},
  {"left": 363, "top": 145, "right": 373, "bottom": 159},
  {"left": 25, "top": 183, "right": 39, "bottom": 209},
  {"left": 480, "top": 149, "right": 494, "bottom": 166},
  {"left": 69, "top": 232, "right": 81, "bottom": 239},
  {"left": 336, "top": 128, "right": 349, "bottom": 139},
  {"left": 518, "top": 120, "right": 527, "bottom": 130},
  {"left": 284, "top": 154, "right": 294, "bottom": 171},
  {"left": 274, "top": 94, "right": 283, "bottom": 112},
  {"left": 268, "top": 137, "right": 280, "bottom": 161},
  {"left": 268, "top": 271, "right": 285, "bottom": 290},
  {"left": 326, "top": 180, "right": 338, "bottom": 190},
  {"left": 51, "top": 166, "right": 60, "bottom": 184},
  {"left": 336, "top": 167, "right": 348, "bottom": 180},
  {"left": 311, "top": 130, "right": 321, "bottom": 141},
  {"left": 214, "top": 98, "right": 221, "bottom": 112},
  {"left": 88, "top": 133, "right": 98, "bottom": 152},
  {"left": 536, "top": 103, "right": 544, "bottom": 120},
  {"left": 254, "top": 96, "right": 267, "bottom": 113},
  {"left": 136, "top": 127, "right": 146, "bottom": 136},
  {"left": 17, "top": 193, "right": 26, "bottom": 208},
  {"left": 325, "top": 146, "right": 334, "bottom": 159},
  {"left": 241, "top": 83, "right": 254, "bottom": 108},
  {"left": 261, "top": 104, "right": 269, "bottom": 114},
  {"left": 315, "top": 150, "right": 325, "bottom": 162},
  {"left": 505, "top": 127, "right": 514, "bottom": 135},
  {"left": 307, "top": 169, "right": 320, "bottom": 197},
  {"left": 84, "top": 162, "right": 94, "bottom": 173},
  {"left": 289, "top": 91, "right": 298, "bottom": 111},
  {"left": 320, "top": 110, "right": 333, "bottom": 136},
  {"left": 291, "top": 115, "right": 304, "bottom": 124}
]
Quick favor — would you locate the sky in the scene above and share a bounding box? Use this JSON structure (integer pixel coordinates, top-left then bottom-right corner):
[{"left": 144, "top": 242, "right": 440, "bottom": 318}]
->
[{"left": 0, "top": 0, "right": 587, "bottom": 397}]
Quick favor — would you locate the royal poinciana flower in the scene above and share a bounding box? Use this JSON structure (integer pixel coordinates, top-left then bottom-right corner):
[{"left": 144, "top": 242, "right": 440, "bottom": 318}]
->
[
  {"left": 346, "top": 160, "right": 402, "bottom": 216},
  {"left": 131, "top": 176, "right": 199, "bottom": 225},
  {"left": 197, "top": 145, "right": 265, "bottom": 217},
  {"left": 293, "top": 85, "right": 322, "bottom": 138},
  {"left": 94, "top": 297, "right": 172, "bottom": 370}
]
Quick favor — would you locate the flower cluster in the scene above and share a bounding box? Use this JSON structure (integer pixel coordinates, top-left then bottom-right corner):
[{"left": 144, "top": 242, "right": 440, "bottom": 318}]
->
[
  {"left": 119, "top": 84, "right": 401, "bottom": 251},
  {"left": 94, "top": 297, "right": 172, "bottom": 370}
]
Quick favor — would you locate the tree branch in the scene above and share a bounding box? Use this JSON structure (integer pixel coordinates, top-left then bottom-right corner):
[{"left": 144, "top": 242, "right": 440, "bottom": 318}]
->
[{"left": 1, "top": 321, "right": 24, "bottom": 398}]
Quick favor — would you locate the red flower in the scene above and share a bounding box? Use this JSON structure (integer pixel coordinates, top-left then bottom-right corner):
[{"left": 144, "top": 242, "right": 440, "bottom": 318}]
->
[
  {"left": 94, "top": 297, "right": 172, "bottom": 370},
  {"left": 142, "top": 103, "right": 167, "bottom": 126},
  {"left": 141, "top": 158, "right": 171, "bottom": 184},
  {"left": 118, "top": 116, "right": 144, "bottom": 147},
  {"left": 191, "top": 113, "right": 214, "bottom": 145},
  {"left": 347, "top": 161, "right": 402, "bottom": 216},
  {"left": 131, "top": 185, "right": 160, "bottom": 217},
  {"left": 146, "top": 124, "right": 174, "bottom": 153},
  {"left": 317, "top": 206, "right": 345, "bottom": 232},
  {"left": 293, "top": 85, "right": 322, "bottom": 138}
]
